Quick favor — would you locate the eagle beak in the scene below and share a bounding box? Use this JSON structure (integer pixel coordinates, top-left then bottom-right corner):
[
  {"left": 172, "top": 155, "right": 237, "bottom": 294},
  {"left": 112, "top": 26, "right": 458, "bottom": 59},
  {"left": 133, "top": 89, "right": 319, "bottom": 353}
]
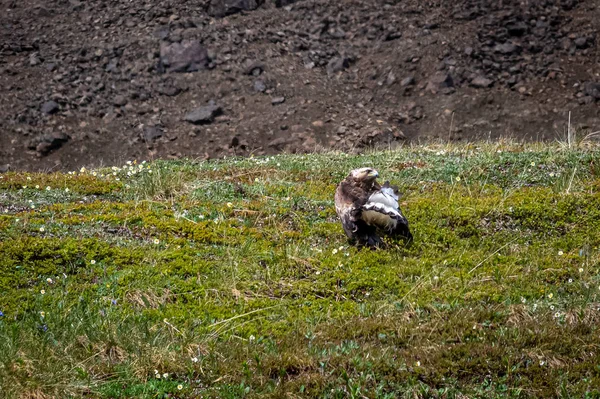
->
[{"left": 368, "top": 170, "right": 379, "bottom": 178}]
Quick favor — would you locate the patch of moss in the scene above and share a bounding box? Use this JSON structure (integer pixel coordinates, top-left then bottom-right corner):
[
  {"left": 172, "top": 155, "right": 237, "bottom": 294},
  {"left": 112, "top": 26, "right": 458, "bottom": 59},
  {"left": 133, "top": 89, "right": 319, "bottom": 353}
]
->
[
  {"left": 0, "top": 171, "right": 122, "bottom": 195},
  {"left": 2, "top": 146, "right": 600, "bottom": 398}
]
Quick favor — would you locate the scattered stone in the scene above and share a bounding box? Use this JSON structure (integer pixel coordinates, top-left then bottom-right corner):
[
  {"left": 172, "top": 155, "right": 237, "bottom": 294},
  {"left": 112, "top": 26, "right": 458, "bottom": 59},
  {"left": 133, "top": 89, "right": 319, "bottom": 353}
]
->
[
  {"left": 69, "top": 0, "right": 84, "bottom": 11},
  {"left": 386, "top": 71, "right": 396, "bottom": 85},
  {"left": 0, "top": 164, "right": 9, "bottom": 173},
  {"left": 506, "top": 22, "right": 528, "bottom": 37},
  {"left": 142, "top": 126, "right": 164, "bottom": 142},
  {"left": 158, "top": 40, "right": 209, "bottom": 73},
  {"left": 113, "top": 95, "right": 128, "bottom": 106},
  {"left": 401, "top": 76, "right": 416, "bottom": 87},
  {"left": 384, "top": 31, "right": 402, "bottom": 41},
  {"left": 494, "top": 43, "right": 520, "bottom": 54},
  {"left": 271, "top": 96, "right": 285, "bottom": 105},
  {"left": 3, "top": 0, "right": 600, "bottom": 169},
  {"left": 154, "top": 25, "right": 170, "bottom": 40},
  {"left": 274, "top": 0, "right": 300, "bottom": 6},
  {"left": 254, "top": 80, "right": 267, "bottom": 92},
  {"left": 327, "top": 56, "right": 352, "bottom": 75},
  {"left": 29, "top": 132, "right": 70, "bottom": 156},
  {"left": 184, "top": 104, "right": 222, "bottom": 124},
  {"left": 105, "top": 58, "right": 119, "bottom": 73},
  {"left": 41, "top": 101, "right": 60, "bottom": 115},
  {"left": 578, "top": 96, "right": 595, "bottom": 105},
  {"left": 244, "top": 60, "right": 264, "bottom": 76},
  {"left": 426, "top": 73, "right": 454, "bottom": 93},
  {"left": 574, "top": 37, "right": 589, "bottom": 49},
  {"left": 157, "top": 85, "right": 181, "bottom": 97},
  {"left": 267, "top": 136, "right": 293, "bottom": 150},
  {"left": 29, "top": 53, "right": 42, "bottom": 66},
  {"left": 208, "top": 0, "right": 260, "bottom": 17},
  {"left": 470, "top": 76, "right": 494, "bottom": 88},
  {"left": 303, "top": 59, "right": 316, "bottom": 69},
  {"left": 584, "top": 82, "right": 600, "bottom": 100}
]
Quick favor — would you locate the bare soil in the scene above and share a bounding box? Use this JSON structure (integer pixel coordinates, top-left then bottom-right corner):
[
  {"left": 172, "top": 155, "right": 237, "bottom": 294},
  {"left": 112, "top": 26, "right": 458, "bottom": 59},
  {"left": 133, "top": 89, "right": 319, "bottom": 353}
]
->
[{"left": 1, "top": 0, "right": 599, "bottom": 171}]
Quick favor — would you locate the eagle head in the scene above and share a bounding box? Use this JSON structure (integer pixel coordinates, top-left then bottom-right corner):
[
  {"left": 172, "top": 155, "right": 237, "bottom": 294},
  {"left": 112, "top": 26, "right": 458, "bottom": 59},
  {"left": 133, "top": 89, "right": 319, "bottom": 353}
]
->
[{"left": 348, "top": 167, "right": 379, "bottom": 183}]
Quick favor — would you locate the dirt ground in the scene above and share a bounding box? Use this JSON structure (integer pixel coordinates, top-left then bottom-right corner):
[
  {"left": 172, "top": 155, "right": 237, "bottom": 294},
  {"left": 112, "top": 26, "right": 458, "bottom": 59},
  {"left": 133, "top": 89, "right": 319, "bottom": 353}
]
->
[{"left": 1, "top": 0, "right": 599, "bottom": 172}]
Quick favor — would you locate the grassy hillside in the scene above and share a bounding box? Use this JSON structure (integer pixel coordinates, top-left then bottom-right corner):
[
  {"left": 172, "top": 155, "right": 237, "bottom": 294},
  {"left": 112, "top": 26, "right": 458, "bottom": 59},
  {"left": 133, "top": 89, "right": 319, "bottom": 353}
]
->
[{"left": 2, "top": 142, "right": 600, "bottom": 398}]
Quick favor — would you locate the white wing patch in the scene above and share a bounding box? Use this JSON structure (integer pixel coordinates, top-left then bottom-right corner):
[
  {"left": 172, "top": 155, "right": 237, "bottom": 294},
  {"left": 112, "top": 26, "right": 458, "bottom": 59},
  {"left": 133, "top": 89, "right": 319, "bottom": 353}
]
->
[
  {"left": 367, "top": 186, "right": 399, "bottom": 209},
  {"left": 362, "top": 187, "right": 404, "bottom": 231}
]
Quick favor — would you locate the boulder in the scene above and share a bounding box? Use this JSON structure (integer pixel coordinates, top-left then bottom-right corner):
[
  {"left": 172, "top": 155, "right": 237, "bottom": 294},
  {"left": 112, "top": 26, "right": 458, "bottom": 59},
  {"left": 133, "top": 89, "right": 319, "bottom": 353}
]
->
[{"left": 158, "top": 41, "right": 209, "bottom": 73}]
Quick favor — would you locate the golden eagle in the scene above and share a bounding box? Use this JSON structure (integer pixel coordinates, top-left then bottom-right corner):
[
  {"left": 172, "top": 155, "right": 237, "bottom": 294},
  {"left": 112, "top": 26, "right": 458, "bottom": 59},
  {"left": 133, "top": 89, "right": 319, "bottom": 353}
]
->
[{"left": 334, "top": 167, "right": 412, "bottom": 247}]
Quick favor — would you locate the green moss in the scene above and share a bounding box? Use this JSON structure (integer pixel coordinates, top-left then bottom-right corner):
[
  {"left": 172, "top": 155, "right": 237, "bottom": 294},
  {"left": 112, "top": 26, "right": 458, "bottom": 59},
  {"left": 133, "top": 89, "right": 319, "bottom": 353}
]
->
[
  {"left": 2, "top": 145, "right": 600, "bottom": 398},
  {"left": 0, "top": 171, "right": 122, "bottom": 195}
]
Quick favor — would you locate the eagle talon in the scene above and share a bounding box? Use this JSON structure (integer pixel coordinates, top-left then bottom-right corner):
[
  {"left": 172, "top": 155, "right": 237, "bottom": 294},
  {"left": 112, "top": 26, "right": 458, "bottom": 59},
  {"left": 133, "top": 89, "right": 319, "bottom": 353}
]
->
[{"left": 334, "top": 167, "right": 412, "bottom": 248}]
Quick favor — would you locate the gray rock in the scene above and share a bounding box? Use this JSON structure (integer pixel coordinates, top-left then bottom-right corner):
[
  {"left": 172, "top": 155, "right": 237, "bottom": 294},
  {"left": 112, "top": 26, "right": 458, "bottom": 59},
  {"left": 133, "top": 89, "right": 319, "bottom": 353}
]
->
[
  {"left": 244, "top": 60, "right": 264, "bottom": 76},
  {"left": 574, "top": 37, "right": 588, "bottom": 49},
  {"left": 41, "top": 100, "right": 59, "bottom": 115},
  {"left": 29, "top": 53, "right": 42, "bottom": 66},
  {"left": 254, "top": 80, "right": 267, "bottom": 92},
  {"left": 105, "top": 58, "right": 119, "bottom": 73},
  {"left": 401, "top": 76, "right": 416, "bottom": 87},
  {"left": 143, "top": 126, "right": 163, "bottom": 142},
  {"left": 69, "top": 0, "right": 84, "bottom": 11},
  {"left": 271, "top": 96, "right": 285, "bottom": 105},
  {"left": 208, "top": 0, "right": 261, "bottom": 18},
  {"left": 159, "top": 40, "right": 209, "bottom": 73},
  {"left": 584, "top": 82, "right": 600, "bottom": 99},
  {"left": 327, "top": 56, "right": 352, "bottom": 75},
  {"left": 29, "top": 132, "right": 70, "bottom": 155},
  {"left": 0, "top": 164, "right": 9, "bottom": 173},
  {"left": 154, "top": 26, "right": 170, "bottom": 40},
  {"left": 184, "top": 104, "right": 222, "bottom": 124},
  {"left": 267, "top": 136, "right": 293, "bottom": 149},
  {"left": 386, "top": 71, "right": 396, "bottom": 85},
  {"left": 470, "top": 76, "right": 494, "bottom": 88},
  {"left": 113, "top": 95, "right": 128, "bottom": 106},
  {"left": 426, "top": 73, "right": 454, "bottom": 93},
  {"left": 157, "top": 85, "right": 181, "bottom": 97},
  {"left": 506, "top": 22, "right": 528, "bottom": 37},
  {"left": 578, "top": 96, "right": 595, "bottom": 105},
  {"left": 494, "top": 43, "right": 520, "bottom": 54},
  {"left": 274, "top": 0, "right": 300, "bottom": 6}
]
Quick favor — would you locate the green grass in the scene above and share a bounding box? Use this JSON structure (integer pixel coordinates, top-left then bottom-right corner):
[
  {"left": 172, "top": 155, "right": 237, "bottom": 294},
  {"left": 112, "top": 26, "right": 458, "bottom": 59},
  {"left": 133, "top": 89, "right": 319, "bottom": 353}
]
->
[{"left": 2, "top": 142, "right": 600, "bottom": 398}]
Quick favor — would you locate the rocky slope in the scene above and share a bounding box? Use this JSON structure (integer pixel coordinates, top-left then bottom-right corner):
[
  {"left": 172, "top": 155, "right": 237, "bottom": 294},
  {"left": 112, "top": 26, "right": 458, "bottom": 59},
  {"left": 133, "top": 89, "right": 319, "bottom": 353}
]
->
[{"left": 1, "top": 0, "right": 599, "bottom": 171}]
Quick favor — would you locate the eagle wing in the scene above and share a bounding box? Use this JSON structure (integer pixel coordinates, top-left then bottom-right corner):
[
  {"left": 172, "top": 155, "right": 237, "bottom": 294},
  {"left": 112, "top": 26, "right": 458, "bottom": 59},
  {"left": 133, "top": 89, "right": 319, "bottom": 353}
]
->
[{"left": 361, "top": 182, "right": 409, "bottom": 233}]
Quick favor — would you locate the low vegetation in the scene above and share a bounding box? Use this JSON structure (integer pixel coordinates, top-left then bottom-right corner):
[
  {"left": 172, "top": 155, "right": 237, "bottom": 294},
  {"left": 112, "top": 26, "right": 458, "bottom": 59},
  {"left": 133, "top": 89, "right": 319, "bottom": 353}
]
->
[{"left": 2, "top": 141, "right": 600, "bottom": 398}]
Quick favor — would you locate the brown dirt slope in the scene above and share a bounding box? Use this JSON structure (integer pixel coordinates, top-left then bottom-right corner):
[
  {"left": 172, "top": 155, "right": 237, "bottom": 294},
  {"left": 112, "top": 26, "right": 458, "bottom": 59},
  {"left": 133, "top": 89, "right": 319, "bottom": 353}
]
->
[{"left": 1, "top": 0, "right": 599, "bottom": 171}]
